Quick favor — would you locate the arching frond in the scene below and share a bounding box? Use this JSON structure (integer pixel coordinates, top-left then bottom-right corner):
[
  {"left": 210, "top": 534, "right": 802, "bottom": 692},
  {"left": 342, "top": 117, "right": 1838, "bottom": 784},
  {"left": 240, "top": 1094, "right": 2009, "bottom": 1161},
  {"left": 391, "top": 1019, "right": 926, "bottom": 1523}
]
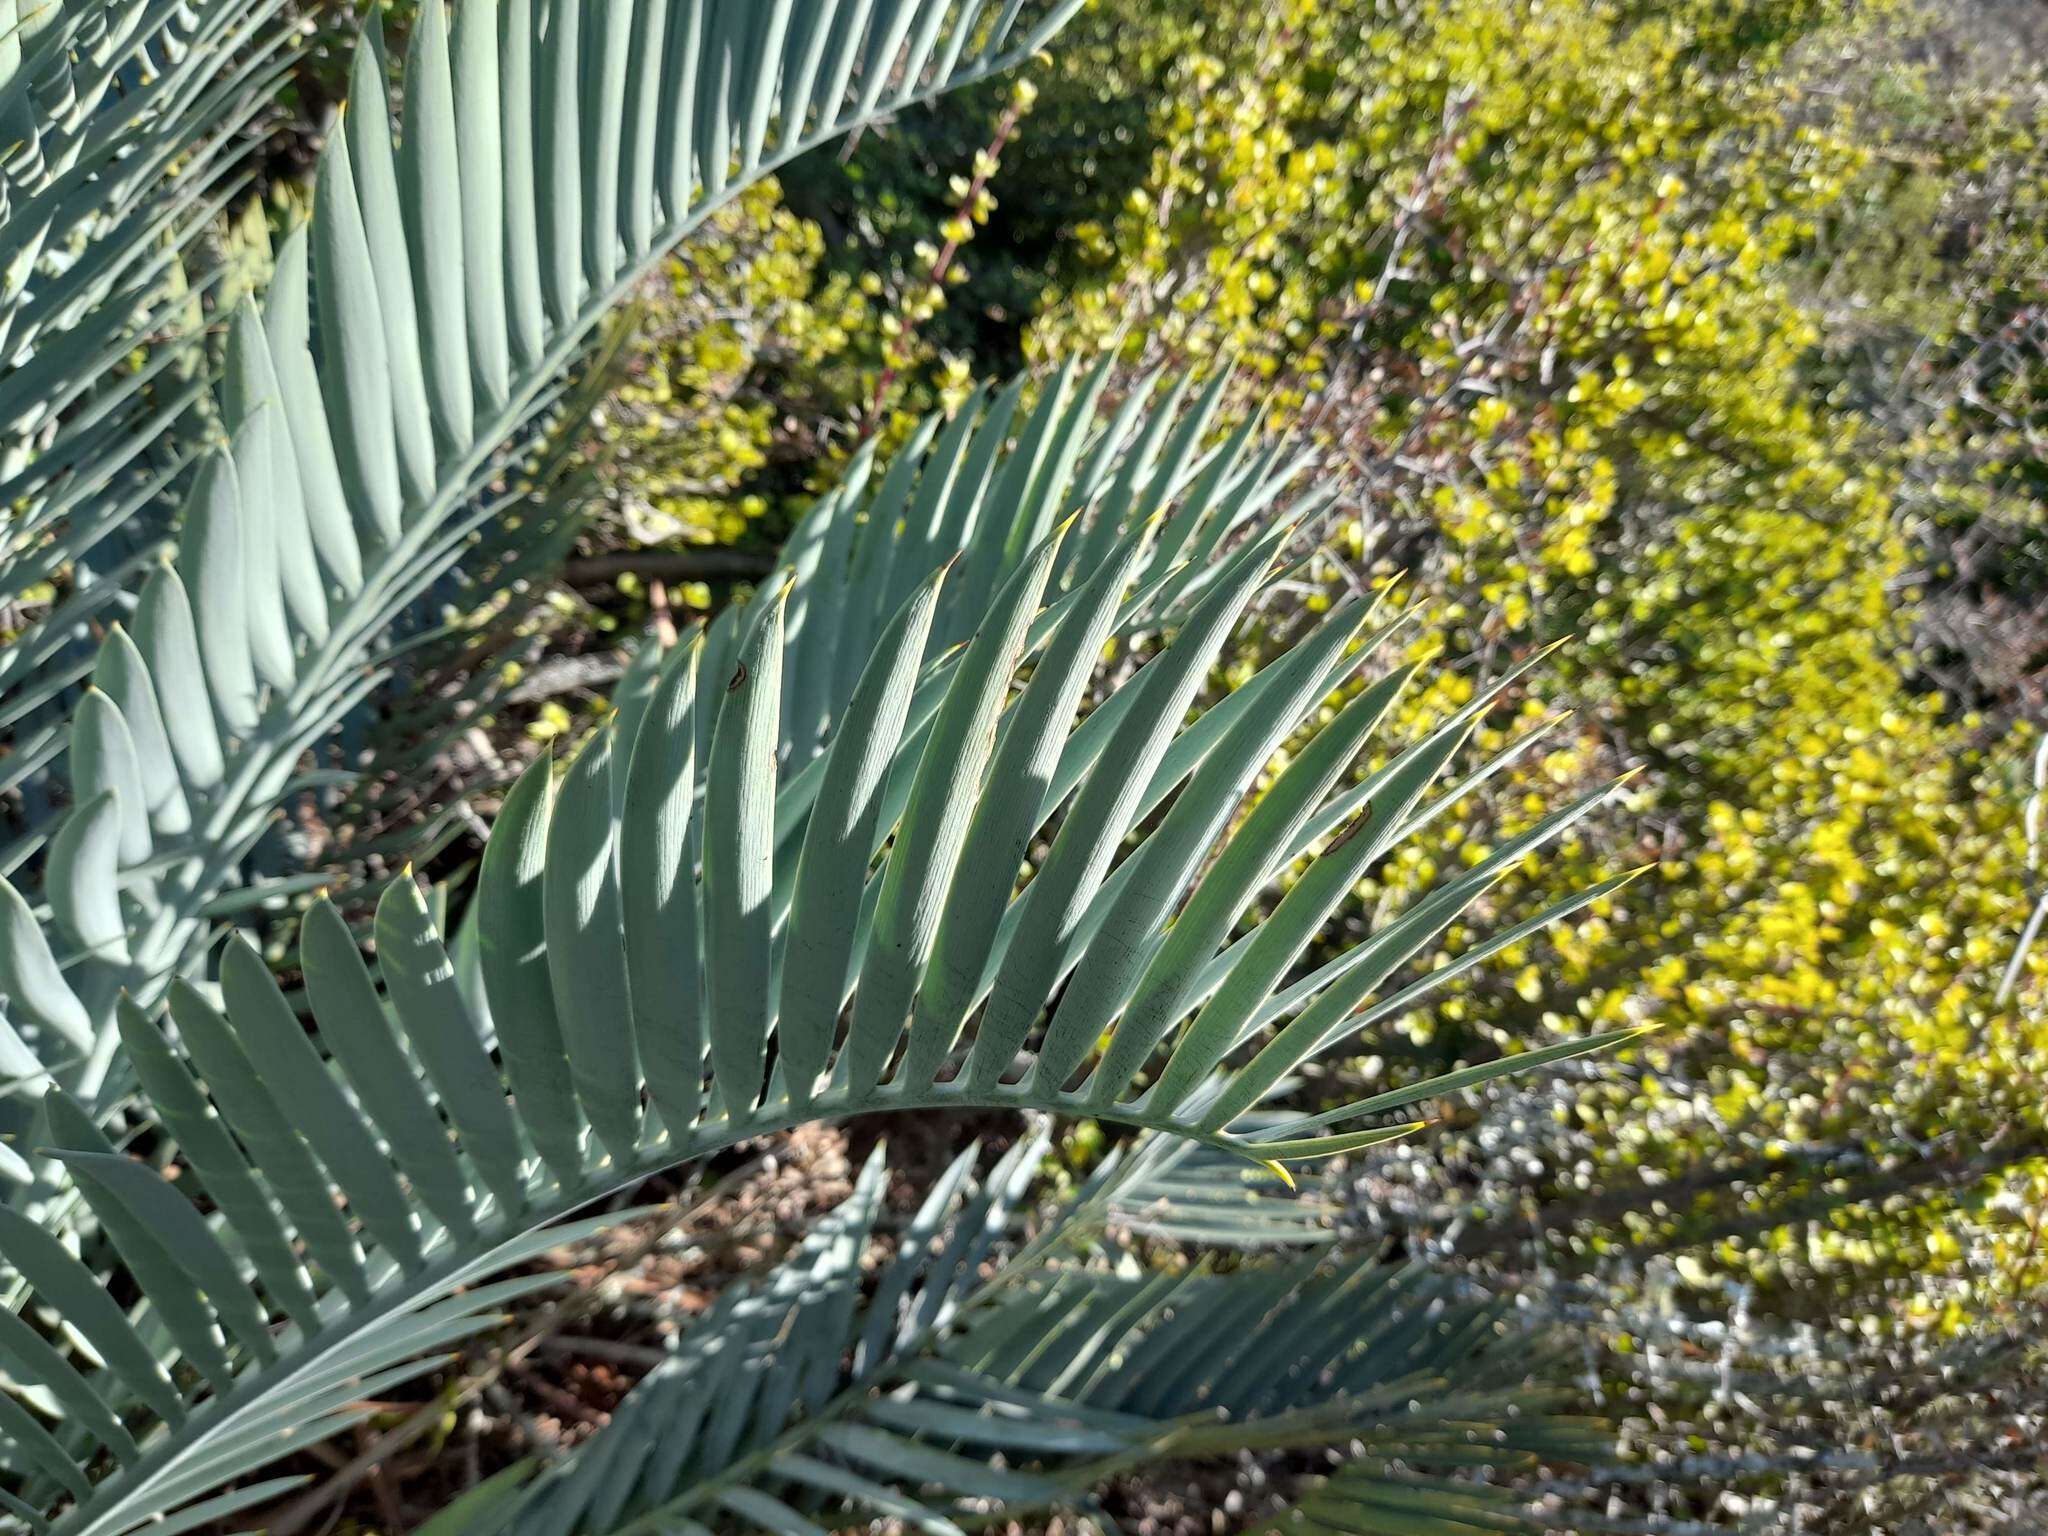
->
[{"left": 0, "top": 368, "right": 1642, "bottom": 1532}]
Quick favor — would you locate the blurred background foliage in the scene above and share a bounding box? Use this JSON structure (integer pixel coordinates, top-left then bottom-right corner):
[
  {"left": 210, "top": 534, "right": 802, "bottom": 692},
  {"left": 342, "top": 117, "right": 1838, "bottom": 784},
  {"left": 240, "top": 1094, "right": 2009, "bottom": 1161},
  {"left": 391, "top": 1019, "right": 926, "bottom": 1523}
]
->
[{"left": 241, "top": 0, "right": 2048, "bottom": 1526}]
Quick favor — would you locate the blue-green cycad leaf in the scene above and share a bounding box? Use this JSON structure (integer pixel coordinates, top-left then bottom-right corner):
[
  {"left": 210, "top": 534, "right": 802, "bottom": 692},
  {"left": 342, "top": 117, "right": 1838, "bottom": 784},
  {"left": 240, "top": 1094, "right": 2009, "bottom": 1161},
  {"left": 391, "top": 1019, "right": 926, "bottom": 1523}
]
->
[
  {"left": 703, "top": 581, "right": 793, "bottom": 1117},
  {"left": 620, "top": 635, "right": 712, "bottom": 1132},
  {"left": 545, "top": 724, "right": 645, "bottom": 1158},
  {"left": 44, "top": 792, "right": 128, "bottom": 966},
  {"left": 780, "top": 565, "right": 948, "bottom": 1103}
]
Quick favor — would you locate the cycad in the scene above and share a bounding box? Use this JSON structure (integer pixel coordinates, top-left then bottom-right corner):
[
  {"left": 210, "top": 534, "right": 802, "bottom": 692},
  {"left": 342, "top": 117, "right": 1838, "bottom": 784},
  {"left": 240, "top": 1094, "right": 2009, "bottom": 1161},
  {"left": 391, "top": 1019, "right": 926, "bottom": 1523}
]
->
[
  {"left": 435, "top": 1137, "right": 1607, "bottom": 1536},
  {"left": 0, "top": 0, "right": 1086, "bottom": 1125},
  {"left": 0, "top": 364, "right": 1643, "bottom": 1531}
]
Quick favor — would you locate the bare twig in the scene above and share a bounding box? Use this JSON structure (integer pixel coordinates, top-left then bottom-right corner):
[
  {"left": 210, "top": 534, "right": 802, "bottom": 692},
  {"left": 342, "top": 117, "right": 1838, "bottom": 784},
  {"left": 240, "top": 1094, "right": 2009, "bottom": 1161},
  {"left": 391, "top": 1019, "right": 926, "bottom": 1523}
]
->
[{"left": 558, "top": 548, "right": 777, "bottom": 586}]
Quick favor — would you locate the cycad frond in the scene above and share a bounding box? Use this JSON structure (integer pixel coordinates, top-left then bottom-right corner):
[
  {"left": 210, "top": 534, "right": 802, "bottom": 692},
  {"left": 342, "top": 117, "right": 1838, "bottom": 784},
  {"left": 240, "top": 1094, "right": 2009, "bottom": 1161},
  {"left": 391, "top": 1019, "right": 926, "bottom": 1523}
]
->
[
  {"left": 0, "top": 369, "right": 1642, "bottom": 1532},
  {"left": 497, "top": 1137, "right": 1052, "bottom": 1536},
  {"left": 0, "top": 0, "right": 1087, "bottom": 1117},
  {"left": 1103, "top": 1113, "right": 1343, "bottom": 1248},
  {"left": 0, "top": 0, "right": 300, "bottom": 799},
  {"left": 444, "top": 1138, "right": 1605, "bottom": 1536}
]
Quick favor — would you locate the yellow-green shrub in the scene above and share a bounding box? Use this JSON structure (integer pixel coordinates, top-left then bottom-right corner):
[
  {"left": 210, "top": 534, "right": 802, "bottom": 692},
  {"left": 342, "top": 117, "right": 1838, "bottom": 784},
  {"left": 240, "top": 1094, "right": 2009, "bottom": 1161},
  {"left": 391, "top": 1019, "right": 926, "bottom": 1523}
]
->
[
  {"left": 1026, "top": 0, "right": 2048, "bottom": 1318},
  {"left": 595, "top": 179, "right": 871, "bottom": 571}
]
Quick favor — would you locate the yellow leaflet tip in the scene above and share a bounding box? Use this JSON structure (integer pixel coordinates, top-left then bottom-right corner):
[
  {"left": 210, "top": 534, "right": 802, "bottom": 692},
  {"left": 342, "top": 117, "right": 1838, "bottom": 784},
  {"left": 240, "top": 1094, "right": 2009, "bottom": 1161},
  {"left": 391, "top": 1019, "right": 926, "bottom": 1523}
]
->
[
  {"left": 1614, "top": 765, "right": 1650, "bottom": 786},
  {"left": 1258, "top": 1159, "right": 1297, "bottom": 1190}
]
